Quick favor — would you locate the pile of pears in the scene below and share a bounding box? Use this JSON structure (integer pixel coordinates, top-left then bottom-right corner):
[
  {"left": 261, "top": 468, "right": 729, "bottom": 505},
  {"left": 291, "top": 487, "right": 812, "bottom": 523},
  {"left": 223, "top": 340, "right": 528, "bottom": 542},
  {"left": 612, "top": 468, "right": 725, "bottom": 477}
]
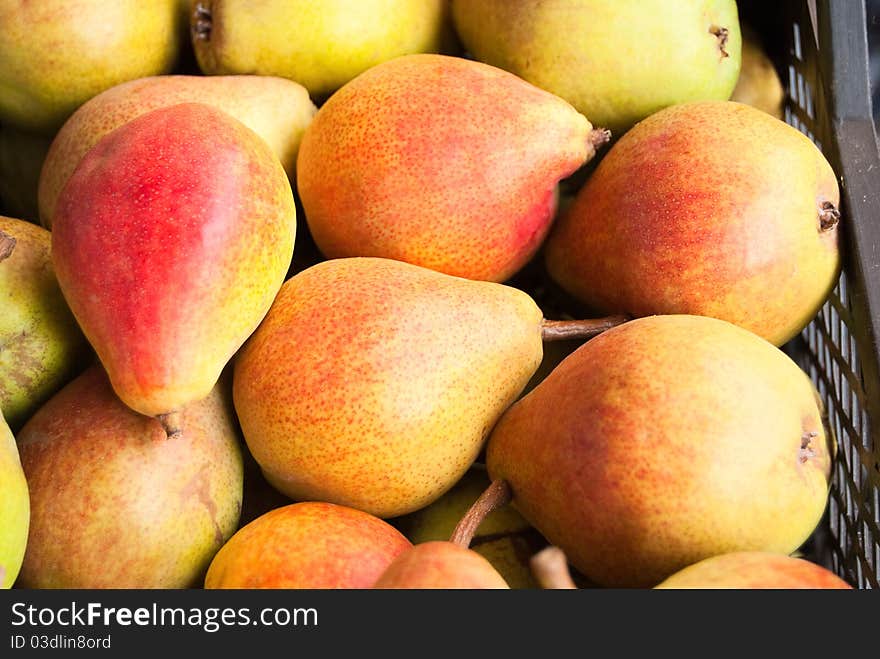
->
[{"left": 0, "top": 1, "right": 854, "bottom": 590}]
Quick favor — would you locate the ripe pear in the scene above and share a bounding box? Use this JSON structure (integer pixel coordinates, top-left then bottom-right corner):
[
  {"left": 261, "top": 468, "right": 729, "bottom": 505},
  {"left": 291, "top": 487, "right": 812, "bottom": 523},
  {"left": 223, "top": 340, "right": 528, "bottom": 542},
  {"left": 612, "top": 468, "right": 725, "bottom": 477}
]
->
[
  {"left": 296, "top": 53, "right": 607, "bottom": 282},
  {"left": 451, "top": 0, "right": 742, "bottom": 136},
  {"left": 486, "top": 315, "right": 833, "bottom": 588},
  {"left": 394, "top": 467, "right": 545, "bottom": 588},
  {"left": 233, "top": 257, "right": 622, "bottom": 519},
  {"left": 190, "top": 0, "right": 455, "bottom": 100},
  {"left": 374, "top": 541, "right": 509, "bottom": 589},
  {"left": 51, "top": 103, "right": 296, "bottom": 434},
  {"left": 655, "top": 552, "right": 852, "bottom": 589},
  {"left": 17, "top": 365, "right": 243, "bottom": 589},
  {"left": 39, "top": 74, "right": 316, "bottom": 228},
  {"left": 205, "top": 502, "right": 412, "bottom": 589},
  {"left": 0, "top": 216, "right": 88, "bottom": 431},
  {"left": 0, "top": 0, "right": 181, "bottom": 132},
  {"left": 731, "top": 26, "right": 784, "bottom": 118},
  {"left": 0, "top": 412, "right": 28, "bottom": 589},
  {"left": 0, "top": 126, "right": 52, "bottom": 223},
  {"left": 545, "top": 101, "right": 840, "bottom": 346}
]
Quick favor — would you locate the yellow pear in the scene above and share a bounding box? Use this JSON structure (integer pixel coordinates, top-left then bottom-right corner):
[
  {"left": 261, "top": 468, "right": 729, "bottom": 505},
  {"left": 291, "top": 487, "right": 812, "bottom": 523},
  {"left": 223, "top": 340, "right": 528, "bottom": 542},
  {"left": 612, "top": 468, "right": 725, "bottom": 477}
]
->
[
  {"left": 0, "top": 412, "right": 28, "bottom": 588},
  {"left": 0, "top": 0, "right": 181, "bottom": 132},
  {"left": 190, "top": 0, "right": 454, "bottom": 100},
  {"left": 731, "top": 25, "right": 785, "bottom": 118}
]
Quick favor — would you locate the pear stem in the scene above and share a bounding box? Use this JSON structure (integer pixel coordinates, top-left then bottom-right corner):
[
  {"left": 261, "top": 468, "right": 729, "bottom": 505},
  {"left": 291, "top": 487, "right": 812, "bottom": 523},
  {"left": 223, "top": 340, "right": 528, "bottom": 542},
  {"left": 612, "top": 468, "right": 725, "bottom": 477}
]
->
[
  {"left": 541, "top": 315, "right": 628, "bottom": 342},
  {"left": 157, "top": 411, "right": 183, "bottom": 440},
  {"left": 191, "top": 2, "right": 213, "bottom": 41},
  {"left": 590, "top": 128, "right": 612, "bottom": 149},
  {"left": 449, "top": 479, "right": 513, "bottom": 548},
  {"left": 530, "top": 546, "right": 578, "bottom": 589},
  {"left": 0, "top": 230, "right": 16, "bottom": 263}
]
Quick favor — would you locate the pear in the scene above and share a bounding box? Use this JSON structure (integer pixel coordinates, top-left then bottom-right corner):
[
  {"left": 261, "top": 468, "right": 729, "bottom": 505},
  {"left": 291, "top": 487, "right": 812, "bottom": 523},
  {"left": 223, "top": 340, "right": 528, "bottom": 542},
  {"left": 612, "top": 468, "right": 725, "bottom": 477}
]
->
[
  {"left": 51, "top": 103, "right": 296, "bottom": 435},
  {"left": 731, "top": 26, "right": 784, "bottom": 118},
  {"left": 655, "top": 552, "right": 852, "bottom": 589},
  {"left": 0, "top": 412, "right": 28, "bottom": 589},
  {"left": 190, "top": 0, "right": 455, "bottom": 100},
  {"left": 296, "top": 53, "right": 608, "bottom": 283},
  {"left": 16, "top": 365, "right": 243, "bottom": 589},
  {"left": 0, "top": 216, "right": 88, "bottom": 431},
  {"left": 485, "top": 315, "right": 833, "bottom": 588},
  {"left": 205, "top": 502, "right": 412, "bottom": 589},
  {"left": 393, "top": 467, "right": 545, "bottom": 588},
  {"left": 39, "top": 74, "right": 316, "bottom": 228},
  {"left": 451, "top": 0, "right": 742, "bottom": 136},
  {"left": 233, "top": 257, "right": 623, "bottom": 519},
  {"left": 545, "top": 101, "right": 840, "bottom": 346},
  {"left": 0, "top": 126, "right": 52, "bottom": 223},
  {"left": 374, "top": 542, "right": 509, "bottom": 589},
  {"left": 0, "top": 0, "right": 181, "bottom": 132}
]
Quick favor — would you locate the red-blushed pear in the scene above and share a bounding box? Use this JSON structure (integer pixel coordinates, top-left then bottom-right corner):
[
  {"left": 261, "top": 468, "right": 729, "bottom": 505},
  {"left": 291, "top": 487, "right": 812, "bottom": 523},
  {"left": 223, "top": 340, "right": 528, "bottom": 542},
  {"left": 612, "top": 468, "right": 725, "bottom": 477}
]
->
[
  {"left": 38, "top": 74, "right": 316, "bottom": 228},
  {"left": 374, "top": 542, "right": 509, "bottom": 589},
  {"left": 482, "top": 315, "right": 833, "bottom": 588},
  {"left": 296, "top": 53, "right": 609, "bottom": 282},
  {"left": 374, "top": 478, "right": 512, "bottom": 589},
  {"left": 51, "top": 102, "right": 296, "bottom": 437},
  {"left": 204, "top": 502, "right": 412, "bottom": 589},
  {"left": 655, "top": 552, "right": 852, "bottom": 589},
  {"left": 16, "top": 365, "right": 243, "bottom": 589},
  {"left": 232, "top": 257, "right": 625, "bottom": 519},
  {"left": 544, "top": 101, "right": 840, "bottom": 346}
]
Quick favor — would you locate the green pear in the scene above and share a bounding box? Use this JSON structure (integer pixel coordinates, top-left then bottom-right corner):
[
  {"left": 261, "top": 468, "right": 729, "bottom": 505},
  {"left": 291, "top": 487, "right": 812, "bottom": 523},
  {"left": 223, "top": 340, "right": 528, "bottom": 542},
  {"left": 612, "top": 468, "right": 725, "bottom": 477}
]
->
[
  {"left": 0, "top": 125, "right": 52, "bottom": 223},
  {"left": 452, "top": 0, "right": 741, "bottom": 135},
  {"left": 0, "top": 412, "right": 28, "bottom": 589},
  {"left": 0, "top": 216, "right": 89, "bottom": 431},
  {"left": 233, "top": 257, "right": 622, "bottom": 519},
  {"left": 190, "top": 0, "right": 455, "bottom": 100},
  {"left": 17, "top": 365, "right": 244, "bottom": 589},
  {"left": 38, "top": 74, "right": 316, "bottom": 228},
  {"left": 394, "top": 467, "right": 545, "bottom": 588},
  {"left": 486, "top": 315, "right": 833, "bottom": 588},
  {"left": 0, "top": 0, "right": 182, "bottom": 132}
]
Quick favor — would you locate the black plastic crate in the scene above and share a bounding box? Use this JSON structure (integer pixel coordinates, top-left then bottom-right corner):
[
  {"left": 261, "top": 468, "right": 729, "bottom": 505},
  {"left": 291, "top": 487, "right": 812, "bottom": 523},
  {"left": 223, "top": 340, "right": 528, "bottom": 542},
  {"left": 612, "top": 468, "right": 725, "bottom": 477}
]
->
[{"left": 751, "top": 0, "right": 880, "bottom": 588}]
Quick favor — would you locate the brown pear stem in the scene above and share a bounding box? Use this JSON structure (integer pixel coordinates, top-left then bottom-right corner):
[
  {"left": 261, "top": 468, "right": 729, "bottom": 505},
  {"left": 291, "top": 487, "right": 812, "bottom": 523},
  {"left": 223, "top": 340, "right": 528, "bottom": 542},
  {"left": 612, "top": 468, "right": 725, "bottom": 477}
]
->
[
  {"left": 819, "top": 202, "right": 840, "bottom": 232},
  {"left": 589, "top": 128, "right": 612, "bottom": 149},
  {"left": 541, "top": 315, "right": 629, "bottom": 342},
  {"left": 449, "top": 479, "right": 513, "bottom": 548},
  {"left": 0, "top": 230, "right": 16, "bottom": 263},
  {"left": 530, "top": 546, "right": 578, "bottom": 589},
  {"left": 157, "top": 411, "right": 183, "bottom": 440},
  {"left": 191, "top": 2, "right": 213, "bottom": 41}
]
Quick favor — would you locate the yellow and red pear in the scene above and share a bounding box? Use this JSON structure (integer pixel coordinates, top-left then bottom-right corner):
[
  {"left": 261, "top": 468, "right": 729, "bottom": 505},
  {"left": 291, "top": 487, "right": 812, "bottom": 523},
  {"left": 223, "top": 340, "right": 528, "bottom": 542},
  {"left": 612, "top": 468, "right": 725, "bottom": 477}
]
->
[
  {"left": 233, "top": 257, "right": 623, "bottom": 519},
  {"left": 17, "top": 365, "right": 243, "bottom": 589},
  {"left": 296, "top": 53, "right": 607, "bottom": 282},
  {"left": 51, "top": 102, "right": 296, "bottom": 433},
  {"left": 486, "top": 314, "right": 833, "bottom": 588},
  {"left": 545, "top": 101, "right": 840, "bottom": 346},
  {"left": 374, "top": 542, "right": 509, "bottom": 589},
  {"left": 655, "top": 552, "right": 852, "bottom": 589},
  {"left": 205, "top": 502, "right": 412, "bottom": 589},
  {"left": 39, "top": 74, "right": 316, "bottom": 228}
]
